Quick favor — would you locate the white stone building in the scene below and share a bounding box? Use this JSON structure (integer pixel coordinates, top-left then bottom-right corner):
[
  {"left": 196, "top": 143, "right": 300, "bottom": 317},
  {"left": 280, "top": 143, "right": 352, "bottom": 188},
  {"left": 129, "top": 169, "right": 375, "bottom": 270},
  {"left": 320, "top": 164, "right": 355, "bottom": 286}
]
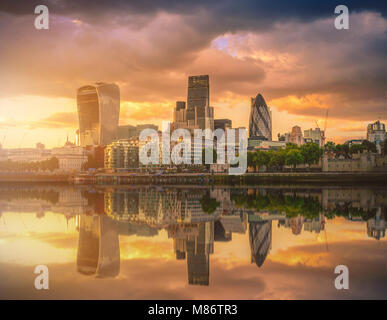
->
[{"left": 52, "top": 141, "right": 87, "bottom": 172}]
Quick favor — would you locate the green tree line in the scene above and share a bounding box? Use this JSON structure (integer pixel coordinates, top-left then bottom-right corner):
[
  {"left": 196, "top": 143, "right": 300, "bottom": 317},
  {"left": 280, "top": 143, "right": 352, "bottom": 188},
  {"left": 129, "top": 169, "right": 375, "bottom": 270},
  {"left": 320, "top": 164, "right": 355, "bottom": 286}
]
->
[
  {"left": 0, "top": 157, "right": 59, "bottom": 172},
  {"left": 247, "top": 142, "right": 323, "bottom": 171}
]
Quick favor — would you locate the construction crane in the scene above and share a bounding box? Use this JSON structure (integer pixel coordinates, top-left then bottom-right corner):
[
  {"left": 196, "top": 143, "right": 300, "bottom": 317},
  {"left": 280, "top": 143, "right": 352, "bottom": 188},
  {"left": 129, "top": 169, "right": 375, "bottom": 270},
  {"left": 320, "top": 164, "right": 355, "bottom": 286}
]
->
[
  {"left": 315, "top": 109, "right": 329, "bottom": 145},
  {"left": 1, "top": 129, "right": 7, "bottom": 144},
  {"left": 323, "top": 109, "right": 329, "bottom": 144},
  {"left": 18, "top": 132, "right": 26, "bottom": 148}
]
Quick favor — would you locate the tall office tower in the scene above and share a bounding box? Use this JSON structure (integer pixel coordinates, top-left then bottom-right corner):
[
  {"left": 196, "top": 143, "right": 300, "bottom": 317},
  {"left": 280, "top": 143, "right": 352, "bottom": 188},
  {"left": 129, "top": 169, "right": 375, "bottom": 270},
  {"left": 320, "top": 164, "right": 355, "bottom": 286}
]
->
[
  {"left": 173, "top": 101, "right": 186, "bottom": 123},
  {"left": 249, "top": 221, "right": 272, "bottom": 268},
  {"left": 249, "top": 93, "right": 272, "bottom": 140},
  {"left": 214, "top": 119, "right": 232, "bottom": 131},
  {"left": 77, "top": 82, "right": 120, "bottom": 146},
  {"left": 186, "top": 75, "right": 214, "bottom": 130}
]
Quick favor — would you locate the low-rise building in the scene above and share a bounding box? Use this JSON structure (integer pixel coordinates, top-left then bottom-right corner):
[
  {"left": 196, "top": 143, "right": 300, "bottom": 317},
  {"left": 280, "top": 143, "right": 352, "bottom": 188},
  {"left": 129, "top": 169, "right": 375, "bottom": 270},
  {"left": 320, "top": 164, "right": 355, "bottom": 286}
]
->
[
  {"left": 322, "top": 153, "right": 387, "bottom": 172},
  {"left": 248, "top": 138, "right": 286, "bottom": 151},
  {"left": 52, "top": 141, "right": 87, "bottom": 172},
  {"left": 105, "top": 138, "right": 139, "bottom": 170},
  {"left": 7, "top": 143, "right": 52, "bottom": 162},
  {"left": 290, "top": 126, "right": 304, "bottom": 146},
  {"left": 367, "top": 120, "right": 386, "bottom": 153},
  {"left": 304, "top": 127, "right": 324, "bottom": 147}
]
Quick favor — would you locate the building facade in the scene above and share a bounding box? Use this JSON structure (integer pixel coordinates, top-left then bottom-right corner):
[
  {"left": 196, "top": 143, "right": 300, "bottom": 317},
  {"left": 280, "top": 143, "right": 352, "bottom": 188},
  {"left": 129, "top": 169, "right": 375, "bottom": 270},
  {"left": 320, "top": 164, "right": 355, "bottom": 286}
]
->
[
  {"left": 214, "top": 119, "right": 232, "bottom": 131},
  {"left": 249, "top": 93, "right": 272, "bottom": 140},
  {"left": 104, "top": 138, "right": 139, "bottom": 170},
  {"left": 52, "top": 141, "right": 87, "bottom": 172},
  {"left": 186, "top": 75, "right": 214, "bottom": 131},
  {"left": 304, "top": 128, "right": 324, "bottom": 147},
  {"left": 290, "top": 126, "right": 304, "bottom": 146},
  {"left": 367, "top": 120, "right": 386, "bottom": 153},
  {"left": 77, "top": 82, "right": 120, "bottom": 147},
  {"left": 6, "top": 143, "right": 52, "bottom": 162},
  {"left": 117, "top": 124, "right": 158, "bottom": 139}
]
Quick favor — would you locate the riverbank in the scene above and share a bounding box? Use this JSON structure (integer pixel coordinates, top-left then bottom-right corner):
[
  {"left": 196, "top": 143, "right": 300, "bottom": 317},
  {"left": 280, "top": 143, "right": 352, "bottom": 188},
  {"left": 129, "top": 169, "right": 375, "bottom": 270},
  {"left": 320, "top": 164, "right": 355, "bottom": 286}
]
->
[
  {"left": 71, "top": 171, "right": 387, "bottom": 185},
  {"left": 1, "top": 171, "right": 386, "bottom": 185},
  {"left": 0, "top": 173, "right": 69, "bottom": 183}
]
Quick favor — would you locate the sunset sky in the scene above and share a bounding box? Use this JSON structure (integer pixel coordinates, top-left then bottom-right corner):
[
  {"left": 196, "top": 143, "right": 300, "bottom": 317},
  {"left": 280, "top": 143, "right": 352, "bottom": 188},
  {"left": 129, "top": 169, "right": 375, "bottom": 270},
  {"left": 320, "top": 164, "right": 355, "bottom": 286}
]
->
[{"left": 0, "top": 1, "right": 386, "bottom": 148}]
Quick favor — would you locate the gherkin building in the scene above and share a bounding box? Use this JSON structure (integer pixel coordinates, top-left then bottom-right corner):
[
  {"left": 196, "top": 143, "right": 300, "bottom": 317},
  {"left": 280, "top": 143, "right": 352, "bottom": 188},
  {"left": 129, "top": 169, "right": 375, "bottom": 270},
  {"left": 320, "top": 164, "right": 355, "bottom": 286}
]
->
[{"left": 249, "top": 93, "right": 272, "bottom": 140}]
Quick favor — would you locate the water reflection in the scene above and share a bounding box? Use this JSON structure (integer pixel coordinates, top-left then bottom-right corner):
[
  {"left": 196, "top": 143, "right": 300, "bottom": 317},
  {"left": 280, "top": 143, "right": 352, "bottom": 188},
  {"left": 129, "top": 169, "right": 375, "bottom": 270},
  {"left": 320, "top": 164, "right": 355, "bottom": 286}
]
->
[{"left": 0, "top": 184, "right": 386, "bottom": 289}]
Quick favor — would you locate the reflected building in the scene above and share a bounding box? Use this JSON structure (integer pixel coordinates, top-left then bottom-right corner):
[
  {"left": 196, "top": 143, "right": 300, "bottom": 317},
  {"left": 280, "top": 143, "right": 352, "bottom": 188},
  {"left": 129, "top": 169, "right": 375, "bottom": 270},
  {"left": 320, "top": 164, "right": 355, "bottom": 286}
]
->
[
  {"left": 249, "top": 93, "right": 272, "bottom": 140},
  {"left": 304, "top": 214, "right": 325, "bottom": 234},
  {"left": 367, "top": 207, "right": 386, "bottom": 240},
  {"left": 77, "top": 215, "right": 120, "bottom": 278},
  {"left": 248, "top": 221, "right": 272, "bottom": 268},
  {"left": 77, "top": 83, "right": 120, "bottom": 146},
  {"left": 289, "top": 215, "right": 305, "bottom": 235},
  {"left": 169, "top": 221, "right": 214, "bottom": 286}
]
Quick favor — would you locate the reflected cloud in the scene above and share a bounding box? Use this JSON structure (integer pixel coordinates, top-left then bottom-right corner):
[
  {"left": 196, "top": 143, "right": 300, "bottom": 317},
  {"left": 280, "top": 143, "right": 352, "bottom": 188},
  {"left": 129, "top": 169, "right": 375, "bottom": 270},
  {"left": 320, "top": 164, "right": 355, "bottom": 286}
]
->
[{"left": 0, "top": 184, "right": 386, "bottom": 299}]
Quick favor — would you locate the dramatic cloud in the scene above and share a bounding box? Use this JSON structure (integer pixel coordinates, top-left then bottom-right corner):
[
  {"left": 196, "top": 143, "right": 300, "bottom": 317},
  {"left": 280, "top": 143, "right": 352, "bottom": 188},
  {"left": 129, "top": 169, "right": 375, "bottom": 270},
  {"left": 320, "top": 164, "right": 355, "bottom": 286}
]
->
[
  {"left": 28, "top": 112, "right": 78, "bottom": 129},
  {"left": 0, "top": 240, "right": 386, "bottom": 299},
  {"left": 0, "top": 1, "right": 386, "bottom": 146}
]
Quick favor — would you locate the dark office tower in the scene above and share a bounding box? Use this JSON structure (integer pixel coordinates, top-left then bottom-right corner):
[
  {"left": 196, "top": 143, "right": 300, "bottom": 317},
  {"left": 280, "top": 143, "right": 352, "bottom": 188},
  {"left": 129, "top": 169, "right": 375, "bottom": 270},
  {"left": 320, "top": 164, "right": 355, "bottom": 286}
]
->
[
  {"left": 249, "top": 93, "right": 272, "bottom": 140},
  {"left": 186, "top": 75, "right": 214, "bottom": 130},
  {"left": 214, "top": 119, "right": 232, "bottom": 131},
  {"left": 186, "top": 222, "right": 213, "bottom": 286},
  {"left": 173, "top": 101, "right": 186, "bottom": 123},
  {"left": 77, "top": 82, "right": 120, "bottom": 146},
  {"left": 249, "top": 221, "right": 272, "bottom": 268},
  {"left": 176, "top": 101, "right": 186, "bottom": 111}
]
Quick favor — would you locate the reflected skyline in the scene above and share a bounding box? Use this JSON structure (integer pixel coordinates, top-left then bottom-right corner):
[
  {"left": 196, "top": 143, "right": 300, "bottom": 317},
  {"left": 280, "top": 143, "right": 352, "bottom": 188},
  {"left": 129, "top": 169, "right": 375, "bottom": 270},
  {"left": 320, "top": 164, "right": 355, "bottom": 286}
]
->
[{"left": 0, "top": 184, "right": 386, "bottom": 298}]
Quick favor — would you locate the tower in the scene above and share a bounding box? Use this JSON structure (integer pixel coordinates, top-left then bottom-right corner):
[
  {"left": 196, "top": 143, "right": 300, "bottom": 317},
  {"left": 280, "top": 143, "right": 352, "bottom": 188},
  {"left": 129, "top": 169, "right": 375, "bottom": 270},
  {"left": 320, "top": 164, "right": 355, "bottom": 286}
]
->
[
  {"left": 249, "top": 93, "right": 272, "bottom": 140},
  {"left": 77, "top": 82, "right": 120, "bottom": 147}
]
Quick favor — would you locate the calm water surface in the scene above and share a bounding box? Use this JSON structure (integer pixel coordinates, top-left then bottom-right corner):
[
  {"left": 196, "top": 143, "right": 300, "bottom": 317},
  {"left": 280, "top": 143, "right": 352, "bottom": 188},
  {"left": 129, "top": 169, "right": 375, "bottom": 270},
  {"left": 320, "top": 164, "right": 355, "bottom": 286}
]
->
[{"left": 0, "top": 184, "right": 386, "bottom": 299}]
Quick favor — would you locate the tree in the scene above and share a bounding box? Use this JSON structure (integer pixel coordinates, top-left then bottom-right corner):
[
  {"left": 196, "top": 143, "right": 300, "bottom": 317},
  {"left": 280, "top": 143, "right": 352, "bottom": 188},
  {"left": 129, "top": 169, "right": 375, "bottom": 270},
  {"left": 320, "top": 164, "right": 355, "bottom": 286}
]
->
[
  {"left": 247, "top": 151, "right": 256, "bottom": 171},
  {"left": 349, "top": 144, "right": 365, "bottom": 155},
  {"left": 324, "top": 141, "right": 336, "bottom": 152},
  {"left": 254, "top": 150, "right": 270, "bottom": 171},
  {"left": 300, "top": 142, "right": 323, "bottom": 168},
  {"left": 335, "top": 143, "right": 350, "bottom": 158},
  {"left": 200, "top": 195, "right": 220, "bottom": 214},
  {"left": 361, "top": 140, "right": 377, "bottom": 153},
  {"left": 285, "top": 143, "right": 299, "bottom": 151},
  {"left": 285, "top": 149, "right": 304, "bottom": 170},
  {"left": 268, "top": 149, "right": 286, "bottom": 172}
]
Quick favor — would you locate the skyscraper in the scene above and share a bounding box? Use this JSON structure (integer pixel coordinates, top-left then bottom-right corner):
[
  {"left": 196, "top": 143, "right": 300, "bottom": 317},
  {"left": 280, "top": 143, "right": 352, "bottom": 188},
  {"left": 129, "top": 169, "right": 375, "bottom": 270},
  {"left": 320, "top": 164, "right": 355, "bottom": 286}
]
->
[
  {"left": 249, "top": 221, "right": 272, "bottom": 268},
  {"left": 186, "top": 75, "right": 214, "bottom": 130},
  {"left": 77, "top": 82, "right": 120, "bottom": 146},
  {"left": 249, "top": 93, "right": 272, "bottom": 140}
]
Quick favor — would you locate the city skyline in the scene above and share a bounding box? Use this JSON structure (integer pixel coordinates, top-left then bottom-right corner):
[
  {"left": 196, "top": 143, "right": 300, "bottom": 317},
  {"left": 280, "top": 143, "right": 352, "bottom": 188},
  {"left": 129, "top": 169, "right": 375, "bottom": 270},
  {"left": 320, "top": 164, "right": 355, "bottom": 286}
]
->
[{"left": 0, "top": 2, "right": 386, "bottom": 148}]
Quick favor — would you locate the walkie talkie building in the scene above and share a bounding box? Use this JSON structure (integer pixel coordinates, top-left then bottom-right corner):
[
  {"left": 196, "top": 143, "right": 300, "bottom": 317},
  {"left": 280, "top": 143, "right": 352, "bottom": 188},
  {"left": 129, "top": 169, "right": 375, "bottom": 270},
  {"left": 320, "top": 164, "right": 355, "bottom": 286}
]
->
[{"left": 77, "top": 82, "right": 120, "bottom": 146}]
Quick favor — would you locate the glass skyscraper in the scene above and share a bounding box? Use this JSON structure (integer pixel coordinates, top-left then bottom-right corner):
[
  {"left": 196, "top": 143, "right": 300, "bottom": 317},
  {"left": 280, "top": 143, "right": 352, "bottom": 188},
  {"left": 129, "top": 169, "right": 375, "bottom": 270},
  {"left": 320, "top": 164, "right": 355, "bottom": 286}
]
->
[
  {"left": 186, "top": 75, "right": 214, "bottom": 130},
  {"left": 249, "top": 93, "right": 272, "bottom": 140},
  {"left": 77, "top": 82, "right": 120, "bottom": 146}
]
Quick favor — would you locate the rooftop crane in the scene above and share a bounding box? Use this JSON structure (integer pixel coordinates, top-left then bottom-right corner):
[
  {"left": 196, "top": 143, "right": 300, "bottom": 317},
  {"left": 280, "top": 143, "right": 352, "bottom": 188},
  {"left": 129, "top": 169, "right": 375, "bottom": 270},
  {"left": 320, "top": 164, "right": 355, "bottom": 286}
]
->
[
  {"left": 1, "top": 129, "right": 7, "bottom": 145},
  {"left": 323, "top": 109, "right": 329, "bottom": 143}
]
